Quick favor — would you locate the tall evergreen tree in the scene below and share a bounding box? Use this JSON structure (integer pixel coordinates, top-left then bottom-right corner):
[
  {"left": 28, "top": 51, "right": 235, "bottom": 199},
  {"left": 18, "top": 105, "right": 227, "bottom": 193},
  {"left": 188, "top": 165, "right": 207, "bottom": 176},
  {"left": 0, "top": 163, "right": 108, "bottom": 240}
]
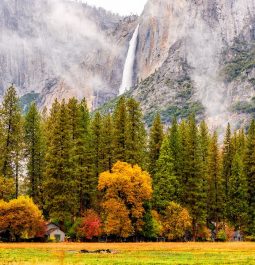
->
[
  {"left": 244, "top": 120, "right": 255, "bottom": 234},
  {"left": 73, "top": 99, "right": 93, "bottom": 212},
  {"left": 148, "top": 113, "right": 164, "bottom": 176},
  {"left": 168, "top": 117, "right": 181, "bottom": 175},
  {"left": 113, "top": 97, "right": 127, "bottom": 162},
  {"left": 153, "top": 137, "right": 179, "bottom": 212},
  {"left": 44, "top": 100, "right": 76, "bottom": 223},
  {"left": 24, "top": 102, "right": 45, "bottom": 204},
  {"left": 0, "top": 86, "right": 23, "bottom": 198},
  {"left": 101, "top": 114, "right": 114, "bottom": 172},
  {"left": 66, "top": 97, "right": 81, "bottom": 212},
  {"left": 222, "top": 123, "right": 233, "bottom": 203},
  {"left": 227, "top": 153, "right": 248, "bottom": 231},
  {"left": 207, "top": 132, "right": 224, "bottom": 235},
  {"left": 67, "top": 98, "right": 80, "bottom": 142},
  {"left": 199, "top": 121, "right": 210, "bottom": 174},
  {"left": 180, "top": 115, "right": 206, "bottom": 240},
  {"left": 126, "top": 98, "right": 146, "bottom": 167},
  {"left": 232, "top": 129, "right": 246, "bottom": 157},
  {"left": 199, "top": 121, "right": 210, "bottom": 205},
  {"left": 91, "top": 112, "right": 103, "bottom": 180}
]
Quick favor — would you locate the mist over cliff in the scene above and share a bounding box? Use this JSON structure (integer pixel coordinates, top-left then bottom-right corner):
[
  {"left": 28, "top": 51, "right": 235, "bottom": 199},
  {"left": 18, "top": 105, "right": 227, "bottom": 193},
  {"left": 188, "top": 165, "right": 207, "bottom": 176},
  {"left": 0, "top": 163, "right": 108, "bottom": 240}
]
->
[
  {"left": 130, "top": 0, "right": 255, "bottom": 129},
  {"left": 0, "top": 0, "right": 255, "bottom": 128},
  {"left": 0, "top": 0, "right": 137, "bottom": 108}
]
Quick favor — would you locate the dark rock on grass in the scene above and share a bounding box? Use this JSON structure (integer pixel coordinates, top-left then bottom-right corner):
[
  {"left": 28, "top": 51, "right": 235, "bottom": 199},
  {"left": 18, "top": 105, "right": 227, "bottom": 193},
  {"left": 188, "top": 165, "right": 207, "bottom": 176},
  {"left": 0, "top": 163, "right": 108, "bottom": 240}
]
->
[{"left": 80, "top": 249, "right": 118, "bottom": 254}]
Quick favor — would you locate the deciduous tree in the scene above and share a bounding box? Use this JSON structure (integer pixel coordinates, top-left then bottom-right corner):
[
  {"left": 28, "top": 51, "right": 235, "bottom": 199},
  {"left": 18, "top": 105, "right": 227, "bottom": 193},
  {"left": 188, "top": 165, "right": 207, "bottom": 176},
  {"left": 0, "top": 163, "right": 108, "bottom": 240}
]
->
[
  {"left": 161, "top": 202, "right": 191, "bottom": 241},
  {"left": 78, "top": 209, "right": 102, "bottom": 240},
  {"left": 0, "top": 196, "right": 45, "bottom": 241},
  {"left": 98, "top": 162, "right": 152, "bottom": 237}
]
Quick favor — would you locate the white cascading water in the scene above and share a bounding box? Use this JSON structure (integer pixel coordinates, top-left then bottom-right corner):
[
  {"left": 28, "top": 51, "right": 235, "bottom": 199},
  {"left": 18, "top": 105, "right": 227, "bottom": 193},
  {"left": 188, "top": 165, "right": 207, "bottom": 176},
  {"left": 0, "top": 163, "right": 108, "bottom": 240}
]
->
[{"left": 119, "top": 25, "right": 139, "bottom": 95}]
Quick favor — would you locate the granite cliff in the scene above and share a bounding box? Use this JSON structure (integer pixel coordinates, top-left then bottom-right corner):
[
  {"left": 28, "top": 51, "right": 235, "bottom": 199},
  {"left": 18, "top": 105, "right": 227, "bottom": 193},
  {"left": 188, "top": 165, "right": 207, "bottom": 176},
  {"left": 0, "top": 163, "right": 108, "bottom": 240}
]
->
[
  {"left": 0, "top": 0, "right": 137, "bottom": 109},
  {"left": 130, "top": 0, "right": 255, "bottom": 128},
  {"left": 1, "top": 0, "right": 255, "bottom": 129}
]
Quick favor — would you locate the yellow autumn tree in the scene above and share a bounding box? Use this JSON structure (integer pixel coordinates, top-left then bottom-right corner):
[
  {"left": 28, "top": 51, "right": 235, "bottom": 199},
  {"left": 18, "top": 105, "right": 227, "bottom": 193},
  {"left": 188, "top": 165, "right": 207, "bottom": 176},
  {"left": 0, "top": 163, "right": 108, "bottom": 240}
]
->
[
  {"left": 0, "top": 196, "right": 45, "bottom": 240},
  {"left": 0, "top": 176, "right": 15, "bottom": 201},
  {"left": 162, "top": 202, "right": 192, "bottom": 240},
  {"left": 98, "top": 161, "right": 153, "bottom": 238}
]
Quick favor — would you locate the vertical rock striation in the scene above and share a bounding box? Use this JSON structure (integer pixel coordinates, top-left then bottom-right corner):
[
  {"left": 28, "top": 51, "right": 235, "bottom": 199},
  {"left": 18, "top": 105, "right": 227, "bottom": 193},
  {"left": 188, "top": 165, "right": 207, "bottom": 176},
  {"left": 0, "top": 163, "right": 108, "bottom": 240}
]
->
[
  {"left": 0, "top": 0, "right": 138, "bottom": 109},
  {"left": 132, "top": 0, "right": 255, "bottom": 128}
]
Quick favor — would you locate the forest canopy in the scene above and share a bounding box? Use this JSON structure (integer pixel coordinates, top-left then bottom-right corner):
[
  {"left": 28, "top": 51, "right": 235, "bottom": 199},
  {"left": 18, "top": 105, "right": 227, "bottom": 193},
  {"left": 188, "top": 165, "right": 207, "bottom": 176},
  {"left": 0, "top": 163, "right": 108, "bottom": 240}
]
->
[{"left": 0, "top": 85, "right": 254, "bottom": 241}]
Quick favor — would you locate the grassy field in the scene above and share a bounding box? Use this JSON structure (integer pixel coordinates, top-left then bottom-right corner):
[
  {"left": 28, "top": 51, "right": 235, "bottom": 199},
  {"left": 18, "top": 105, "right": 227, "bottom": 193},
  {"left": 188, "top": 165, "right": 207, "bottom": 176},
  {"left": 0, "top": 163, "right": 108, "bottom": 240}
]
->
[{"left": 0, "top": 242, "right": 255, "bottom": 264}]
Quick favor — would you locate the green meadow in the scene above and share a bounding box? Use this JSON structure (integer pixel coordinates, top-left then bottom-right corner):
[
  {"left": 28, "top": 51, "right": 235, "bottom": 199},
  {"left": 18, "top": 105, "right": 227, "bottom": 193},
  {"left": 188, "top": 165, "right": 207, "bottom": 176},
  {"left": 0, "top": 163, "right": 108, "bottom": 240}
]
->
[{"left": 0, "top": 242, "right": 255, "bottom": 265}]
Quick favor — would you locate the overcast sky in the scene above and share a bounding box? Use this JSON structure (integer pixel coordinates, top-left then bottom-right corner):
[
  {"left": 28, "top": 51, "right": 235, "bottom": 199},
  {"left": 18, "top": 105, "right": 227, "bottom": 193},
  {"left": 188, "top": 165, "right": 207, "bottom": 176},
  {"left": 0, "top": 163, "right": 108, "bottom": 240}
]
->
[{"left": 84, "top": 0, "right": 147, "bottom": 16}]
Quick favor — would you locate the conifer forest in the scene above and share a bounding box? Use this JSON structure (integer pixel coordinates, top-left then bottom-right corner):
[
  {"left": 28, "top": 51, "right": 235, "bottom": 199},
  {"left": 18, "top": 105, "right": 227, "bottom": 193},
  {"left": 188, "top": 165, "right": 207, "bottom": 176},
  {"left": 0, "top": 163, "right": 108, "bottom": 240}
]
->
[{"left": 1, "top": 86, "right": 255, "bottom": 242}]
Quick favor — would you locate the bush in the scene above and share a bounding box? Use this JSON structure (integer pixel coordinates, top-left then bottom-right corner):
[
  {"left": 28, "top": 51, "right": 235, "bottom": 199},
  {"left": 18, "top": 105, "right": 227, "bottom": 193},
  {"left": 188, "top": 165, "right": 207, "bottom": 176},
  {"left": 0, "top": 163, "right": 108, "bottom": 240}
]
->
[
  {"left": 245, "top": 235, "right": 255, "bottom": 242},
  {"left": 217, "top": 230, "right": 227, "bottom": 242}
]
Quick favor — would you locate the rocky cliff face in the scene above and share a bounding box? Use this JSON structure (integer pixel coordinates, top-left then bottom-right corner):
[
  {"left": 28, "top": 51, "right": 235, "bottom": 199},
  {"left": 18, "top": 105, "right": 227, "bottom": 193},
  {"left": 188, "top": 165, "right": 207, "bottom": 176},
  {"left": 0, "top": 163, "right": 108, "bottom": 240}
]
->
[
  {"left": 1, "top": 0, "right": 255, "bottom": 128},
  {"left": 0, "top": 0, "right": 138, "bottom": 109},
  {"left": 131, "top": 0, "right": 255, "bottom": 128}
]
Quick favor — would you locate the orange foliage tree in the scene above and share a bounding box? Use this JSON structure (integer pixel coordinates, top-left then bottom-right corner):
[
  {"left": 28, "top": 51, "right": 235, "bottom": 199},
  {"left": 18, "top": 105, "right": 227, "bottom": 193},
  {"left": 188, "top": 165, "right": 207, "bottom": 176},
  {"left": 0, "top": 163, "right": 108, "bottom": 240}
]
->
[
  {"left": 162, "top": 202, "right": 192, "bottom": 240},
  {"left": 98, "top": 161, "right": 153, "bottom": 238},
  {"left": 0, "top": 176, "right": 15, "bottom": 201},
  {"left": 0, "top": 196, "right": 46, "bottom": 240},
  {"left": 78, "top": 209, "right": 102, "bottom": 240}
]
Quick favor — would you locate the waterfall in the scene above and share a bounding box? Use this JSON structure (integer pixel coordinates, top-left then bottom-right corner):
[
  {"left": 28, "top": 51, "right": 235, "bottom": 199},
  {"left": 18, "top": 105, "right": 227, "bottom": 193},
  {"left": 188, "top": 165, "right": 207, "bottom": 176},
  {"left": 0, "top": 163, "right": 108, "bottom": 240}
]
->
[{"left": 119, "top": 25, "right": 139, "bottom": 95}]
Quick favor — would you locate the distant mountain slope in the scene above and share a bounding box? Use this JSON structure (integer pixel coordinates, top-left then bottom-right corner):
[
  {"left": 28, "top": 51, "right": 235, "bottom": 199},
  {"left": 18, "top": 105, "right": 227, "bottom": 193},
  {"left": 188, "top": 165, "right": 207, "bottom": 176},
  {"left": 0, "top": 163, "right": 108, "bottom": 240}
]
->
[
  {"left": 1, "top": 0, "right": 255, "bottom": 129},
  {"left": 0, "top": 0, "right": 137, "bottom": 109},
  {"left": 131, "top": 0, "right": 255, "bottom": 128}
]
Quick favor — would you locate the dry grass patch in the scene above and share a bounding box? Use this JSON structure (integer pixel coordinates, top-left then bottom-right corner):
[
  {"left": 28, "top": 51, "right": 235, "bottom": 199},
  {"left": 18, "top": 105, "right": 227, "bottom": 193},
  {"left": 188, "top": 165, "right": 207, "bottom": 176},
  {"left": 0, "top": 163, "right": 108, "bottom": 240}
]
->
[{"left": 0, "top": 242, "right": 255, "bottom": 264}]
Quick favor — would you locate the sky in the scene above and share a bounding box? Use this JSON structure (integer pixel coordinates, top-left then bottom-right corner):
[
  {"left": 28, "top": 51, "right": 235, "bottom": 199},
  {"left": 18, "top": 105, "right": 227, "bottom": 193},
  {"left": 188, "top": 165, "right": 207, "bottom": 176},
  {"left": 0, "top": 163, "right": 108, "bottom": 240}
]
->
[{"left": 84, "top": 0, "right": 148, "bottom": 16}]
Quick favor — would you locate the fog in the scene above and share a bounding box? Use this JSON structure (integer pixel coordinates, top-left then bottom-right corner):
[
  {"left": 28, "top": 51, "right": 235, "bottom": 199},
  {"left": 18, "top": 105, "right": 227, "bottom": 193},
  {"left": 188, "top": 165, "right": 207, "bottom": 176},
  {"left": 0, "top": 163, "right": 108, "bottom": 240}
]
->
[
  {"left": 144, "top": 0, "right": 255, "bottom": 128},
  {"left": 0, "top": 0, "right": 123, "bottom": 107}
]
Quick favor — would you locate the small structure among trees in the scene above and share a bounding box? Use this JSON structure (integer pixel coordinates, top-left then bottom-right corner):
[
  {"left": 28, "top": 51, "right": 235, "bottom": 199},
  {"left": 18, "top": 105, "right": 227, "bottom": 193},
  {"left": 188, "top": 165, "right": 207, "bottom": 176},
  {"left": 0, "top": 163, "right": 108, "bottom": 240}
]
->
[{"left": 46, "top": 223, "right": 65, "bottom": 242}]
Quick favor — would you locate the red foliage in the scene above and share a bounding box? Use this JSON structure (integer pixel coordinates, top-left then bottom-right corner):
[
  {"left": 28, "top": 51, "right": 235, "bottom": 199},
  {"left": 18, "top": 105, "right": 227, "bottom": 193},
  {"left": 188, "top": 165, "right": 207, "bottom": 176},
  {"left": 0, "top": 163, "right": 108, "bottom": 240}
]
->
[
  {"left": 79, "top": 209, "right": 102, "bottom": 240},
  {"left": 35, "top": 221, "right": 47, "bottom": 238}
]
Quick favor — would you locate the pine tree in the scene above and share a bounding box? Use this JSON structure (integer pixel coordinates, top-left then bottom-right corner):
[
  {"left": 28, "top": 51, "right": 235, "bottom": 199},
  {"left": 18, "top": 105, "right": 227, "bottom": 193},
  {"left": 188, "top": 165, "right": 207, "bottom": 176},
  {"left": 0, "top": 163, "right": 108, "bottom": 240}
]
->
[
  {"left": 0, "top": 86, "right": 23, "bottom": 198},
  {"left": 153, "top": 137, "right": 179, "bottom": 212},
  {"left": 91, "top": 112, "right": 103, "bottom": 180},
  {"left": 126, "top": 98, "right": 146, "bottom": 167},
  {"left": 142, "top": 202, "right": 158, "bottom": 239},
  {"left": 73, "top": 99, "right": 93, "bottom": 212},
  {"left": 113, "top": 97, "right": 127, "bottom": 162},
  {"left": 227, "top": 153, "right": 248, "bottom": 231},
  {"left": 66, "top": 97, "right": 81, "bottom": 212},
  {"left": 207, "top": 132, "right": 224, "bottom": 236},
  {"left": 180, "top": 115, "right": 206, "bottom": 240},
  {"left": 101, "top": 114, "right": 114, "bottom": 172},
  {"left": 44, "top": 100, "right": 76, "bottom": 223},
  {"left": 168, "top": 117, "right": 181, "bottom": 175},
  {"left": 199, "top": 121, "right": 210, "bottom": 206},
  {"left": 24, "top": 102, "right": 45, "bottom": 204},
  {"left": 178, "top": 120, "right": 188, "bottom": 200},
  {"left": 148, "top": 113, "right": 164, "bottom": 176},
  {"left": 232, "top": 129, "right": 246, "bottom": 157},
  {"left": 67, "top": 97, "right": 80, "bottom": 142},
  {"left": 199, "top": 120, "right": 210, "bottom": 174},
  {"left": 222, "top": 123, "right": 233, "bottom": 203},
  {"left": 244, "top": 120, "right": 255, "bottom": 234}
]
